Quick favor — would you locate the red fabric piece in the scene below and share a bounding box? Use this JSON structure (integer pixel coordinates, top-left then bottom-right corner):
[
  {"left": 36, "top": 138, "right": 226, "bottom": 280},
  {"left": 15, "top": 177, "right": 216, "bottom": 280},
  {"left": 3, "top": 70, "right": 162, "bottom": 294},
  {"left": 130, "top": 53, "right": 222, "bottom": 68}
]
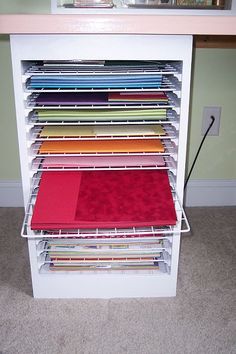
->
[{"left": 31, "top": 170, "right": 176, "bottom": 230}]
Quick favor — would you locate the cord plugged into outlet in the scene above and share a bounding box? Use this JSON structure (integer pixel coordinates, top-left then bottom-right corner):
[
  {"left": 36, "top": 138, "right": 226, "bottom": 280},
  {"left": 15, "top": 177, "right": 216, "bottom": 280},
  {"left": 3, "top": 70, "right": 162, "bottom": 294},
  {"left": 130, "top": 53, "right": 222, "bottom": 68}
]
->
[
  {"left": 202, "top": 106, "right": 221, "bottom": 136},
  {"left": 184, "top": 113, "right": 216, "bottom": 189}
]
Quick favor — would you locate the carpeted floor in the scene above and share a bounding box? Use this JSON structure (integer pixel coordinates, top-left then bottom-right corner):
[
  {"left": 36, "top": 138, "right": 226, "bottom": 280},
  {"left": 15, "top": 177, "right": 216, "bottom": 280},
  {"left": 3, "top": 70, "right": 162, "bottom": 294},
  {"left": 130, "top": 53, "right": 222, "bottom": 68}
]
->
[{"left": 0, "top": 207, "right": 235, "bottom": 354}]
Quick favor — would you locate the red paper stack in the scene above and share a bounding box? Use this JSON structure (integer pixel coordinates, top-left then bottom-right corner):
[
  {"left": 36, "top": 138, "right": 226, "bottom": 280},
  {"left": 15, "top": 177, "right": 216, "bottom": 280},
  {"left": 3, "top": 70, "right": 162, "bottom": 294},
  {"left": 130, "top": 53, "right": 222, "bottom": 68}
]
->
[{"left": 31, "top": 170, "right": 177, "bottom": 230}]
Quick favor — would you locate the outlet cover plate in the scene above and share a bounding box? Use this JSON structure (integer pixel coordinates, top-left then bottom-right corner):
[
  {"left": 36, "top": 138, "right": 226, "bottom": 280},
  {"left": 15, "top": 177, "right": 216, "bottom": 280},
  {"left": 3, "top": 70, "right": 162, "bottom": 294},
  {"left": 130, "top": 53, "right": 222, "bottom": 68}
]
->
[{"left": 202, "top": 106, "right": 221, "bottom": 136}]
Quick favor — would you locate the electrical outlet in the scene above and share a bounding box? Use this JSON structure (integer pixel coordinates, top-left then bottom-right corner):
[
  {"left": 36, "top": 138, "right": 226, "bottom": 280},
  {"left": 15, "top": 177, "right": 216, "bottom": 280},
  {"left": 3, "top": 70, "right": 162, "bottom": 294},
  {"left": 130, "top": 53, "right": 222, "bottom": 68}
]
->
[{"left": 202, "top": 106, "right": 221, "bottom": 136}]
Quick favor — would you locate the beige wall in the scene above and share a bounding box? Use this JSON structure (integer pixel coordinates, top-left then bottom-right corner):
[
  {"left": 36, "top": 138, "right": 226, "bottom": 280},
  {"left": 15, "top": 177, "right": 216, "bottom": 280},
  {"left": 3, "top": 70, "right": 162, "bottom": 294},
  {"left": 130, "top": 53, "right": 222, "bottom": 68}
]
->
[
  {"left": 187, "top": 48, "right": 236, "bottom": 179},
  {"left": 0, "top": 33, "right": 235, "bottom": 181},
  {"left": 0, "top": 0, "right": 50, "bottom": 14},
  {"left": 0, "top": 35, "right": 20, "bottom": 180}
]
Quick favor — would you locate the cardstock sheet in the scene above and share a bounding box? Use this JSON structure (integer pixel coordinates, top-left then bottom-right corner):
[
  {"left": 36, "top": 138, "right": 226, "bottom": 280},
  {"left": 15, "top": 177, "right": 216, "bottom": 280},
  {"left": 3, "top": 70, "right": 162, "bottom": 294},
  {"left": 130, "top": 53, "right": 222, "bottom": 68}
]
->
[
  {"left": 36, "top": 108, "right": 167, "bottom": 121},
  {"left": 29, "top": 75, "right": 162, "bottom": 89},
  {"left": 35, "top": 92, "right": 108, "bottom": 106},
  {"left": 41, "top": 155, "right": 166, "bottom": 168},
  {"left": 31, "top": 170, "right": 177, "bottom": 230},
  {"left": 39, "top": 139, "right": 165, "bottom": 154},
  {"left": 31, "top": 171, "right": 82, "bottom": 227},
  {"left": 49, "top": 264, "right": 160, "bottom": 271},
  {"left": 39, "top": 125, "right": 165, "bottom": 137},
  {"left": 32, "top": 83, "right": 162, "bottom": 89},
  {"left": 35, "top": 92, "right": 168, "bottom": 106},
  {"left": 108, "top": 92, "right": 168, "bottom": 102},
  {"left": 30, "top": 74, "right": 162, "bottom": 81},
  {"left": 74, "top": 170, "right": 176, "bottom": 228},
  {"left": 36, "top": 108, "right": 167, "bottom": 118}
]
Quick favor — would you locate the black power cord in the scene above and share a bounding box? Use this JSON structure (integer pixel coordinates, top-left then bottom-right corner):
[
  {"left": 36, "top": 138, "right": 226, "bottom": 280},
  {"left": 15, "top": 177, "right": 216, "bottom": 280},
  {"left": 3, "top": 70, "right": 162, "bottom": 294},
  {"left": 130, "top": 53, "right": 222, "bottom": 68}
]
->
[{"left": 184, "top": 115, "right": 215, "bottom": 190}]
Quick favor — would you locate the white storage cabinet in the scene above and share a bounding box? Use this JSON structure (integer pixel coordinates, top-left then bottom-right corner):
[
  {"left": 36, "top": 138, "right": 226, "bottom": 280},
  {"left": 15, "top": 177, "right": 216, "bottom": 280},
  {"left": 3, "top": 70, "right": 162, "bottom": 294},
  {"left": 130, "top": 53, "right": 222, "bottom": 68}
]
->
[{"left": 10, "top": 34, "right": 192, "bottom": 298}]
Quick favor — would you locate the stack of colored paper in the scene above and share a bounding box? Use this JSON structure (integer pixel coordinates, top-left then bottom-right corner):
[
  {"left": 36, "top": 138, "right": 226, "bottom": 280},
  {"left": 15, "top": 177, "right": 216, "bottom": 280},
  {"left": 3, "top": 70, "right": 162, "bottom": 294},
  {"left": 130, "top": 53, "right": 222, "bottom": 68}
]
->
[
  {"left": 35, "top": 108, "right": 168, "bottom": 121},
  {"left": 49, "top": 263, "right": 160, "bottom": 271},
  {"left": 38, "top": 139, "right": 165, "bottom": 154},
  {"left": 41, "top": 155, "right": 165, "bottom": 168},
  {"left": 44, "top": 239, "right": 164, "bottom": 253},
  {"left": 48, "top": 253, "right": 161, "bottom": 261},
  {"left": 48, "top": 258, "right": 161, "bottom": 271},
  {"left": 46, "top": 239, "right": 163, "bottom": 271},
  {"left": 39, "top": 125, "right": 165, "bottom": 138},
  {"left": 31, "top": 170, "right": 177, "bottom": 230},
  {"left": 33, "top": 60, "right": 166, "bottom": 72},
  {"left": 28, "top": 74, "right": 162, "bottom": 89},
  {"left": 34, "top": 92, "right": 168, "bottom": 106}
]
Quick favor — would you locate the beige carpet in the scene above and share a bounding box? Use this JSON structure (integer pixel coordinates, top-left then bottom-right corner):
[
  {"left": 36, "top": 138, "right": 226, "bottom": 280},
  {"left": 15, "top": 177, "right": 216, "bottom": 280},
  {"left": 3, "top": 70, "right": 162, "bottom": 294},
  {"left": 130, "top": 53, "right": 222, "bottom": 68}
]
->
[{"left": 0, "top": 207, "right": 235, "bottom": 354}]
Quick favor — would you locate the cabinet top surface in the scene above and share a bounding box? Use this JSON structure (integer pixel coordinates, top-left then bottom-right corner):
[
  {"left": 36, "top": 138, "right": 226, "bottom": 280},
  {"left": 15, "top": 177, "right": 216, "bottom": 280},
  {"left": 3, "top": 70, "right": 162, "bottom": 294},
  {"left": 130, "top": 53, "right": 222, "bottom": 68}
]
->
[{"left": 0, "top": 14, "right": 236, "bottom": 35}]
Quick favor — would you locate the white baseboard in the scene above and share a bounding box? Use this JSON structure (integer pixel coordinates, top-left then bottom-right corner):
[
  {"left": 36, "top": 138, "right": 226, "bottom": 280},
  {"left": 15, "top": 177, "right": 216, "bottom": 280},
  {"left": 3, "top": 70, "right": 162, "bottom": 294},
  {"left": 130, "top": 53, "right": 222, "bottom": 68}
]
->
[
  {"left": 185, "top": 179, "right": 236, "bottom": 207},
  {"left": 0, "top": 179, "right": 236, "bottom": 208},
  {"left": 0, "top": 180, "right": 24, "bottom": 207}
]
